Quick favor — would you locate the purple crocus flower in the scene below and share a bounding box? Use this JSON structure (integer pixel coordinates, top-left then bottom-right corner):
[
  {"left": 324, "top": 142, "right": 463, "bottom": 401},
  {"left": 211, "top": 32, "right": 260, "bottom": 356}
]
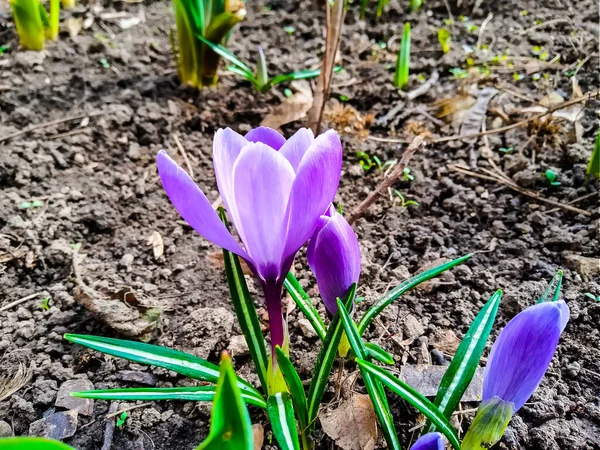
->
[
  {"left": 462, "top": 300, "right": 569, "bottom": 450},
  {"left": 307, "top": 205, "right": 361, "bottom": 316},
  {"left": 410, "top": 433, "right": 444, "bottom": 450},
  {"left": 156, "top": 126, "right": 342, "bottom": 367}
]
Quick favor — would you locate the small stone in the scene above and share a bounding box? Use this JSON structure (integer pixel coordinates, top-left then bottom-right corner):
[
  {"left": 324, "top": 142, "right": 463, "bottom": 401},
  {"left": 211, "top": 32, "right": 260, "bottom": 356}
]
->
[
  {"left": 16, "top": 307, "right": 33, "bottom": 320},
  {"left": 29, "top": 410, "right": 78, "bottom": 440},
  {"left": 228, "top": 335, "right": 250, "bottom": 357},
  {"left": 117, "top": 370, "right": 158, "bottom": 386},
  {"left": 69, "top": 189, "right": 85, "bottom": 201},
  {"left": 563, "top": 254, "right": 600, "bottom": 282},
  {"left": 402, "top": 315, "right": 424, "bottom": 340},
  {"left": 55, "top": 379, "right": 94, "bottom": 416},
  {"left": 0, "top": 420, "right": 12, "bottom": 437},
  {"left": 15, "top": 51, "right": 46, "bottom": 68},
  {"left": 119, "top": 253, "right": 135, "bottom": 270},
  {"left": 127, "top": 143, "right": 141, "bottom": 160},
  {"left": 297, "top": 318, "right": 317, "bottom": 339},
  {"left": 566, "top": 362, "right": 581, "bottom": 377},
  {"left": 401, "top": 365, "right": 484, "bottom": 401},
  {"left": 73, "top": 153, "right": 85, "bottom": 164},
  {"left": 430, "top": 349, "right": 447, "bottom": 366}
]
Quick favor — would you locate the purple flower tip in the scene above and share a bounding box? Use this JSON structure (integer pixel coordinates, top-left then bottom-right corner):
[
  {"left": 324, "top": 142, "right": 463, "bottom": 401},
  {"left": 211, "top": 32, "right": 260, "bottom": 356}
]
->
[
  {"left": 410, "top": 432, "right": 444, "bottom": 450},
  {"left": 483, "top": 300, "right": 569, "bottom": 412}
]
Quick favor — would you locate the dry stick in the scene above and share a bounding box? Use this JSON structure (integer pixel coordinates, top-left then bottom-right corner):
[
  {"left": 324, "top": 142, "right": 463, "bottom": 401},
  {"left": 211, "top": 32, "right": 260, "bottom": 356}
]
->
[
  {"left": 173, "top": 134, "right": 194, "bottom": 179},
  {"left": 542, "top": 191, "right": 599, "bottom": 215},
  {"left": 81, "top": 402, "right": 154, "bottom": 430},
  {"left": 346, "top": 136, "right": 425, "bottom": 225},
  {"left": 0, "top": 110, "right": 114, "bottom": 143},
  {"left": 449, "top": 165, "right": 591, "bottom": 216},
  {"left": 0, "top": 292, "right": 46, "bottom": 313}
]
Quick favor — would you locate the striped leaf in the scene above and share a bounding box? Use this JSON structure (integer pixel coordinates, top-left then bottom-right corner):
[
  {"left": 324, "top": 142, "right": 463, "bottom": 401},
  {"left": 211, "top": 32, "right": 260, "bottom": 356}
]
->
[
  {"left": 0, "top": 438, "right": 75, "bottom": 450},
  {"left": 275, "top": 346, "right": 308, "bottom": 431},
  {"left": 219, "top": 208, "right": 269, "bottom": 392},
  {"left": 267, "top": 393, "right": 301, "bottom": 450},
  {"left": 284, "top": 272, "right": 327, "bottom": 341},
  {"left": 432, "top": 289, "right": 502, "bottom": 424},
  {"left": 336, "top": 300, "right": 401, "bottom": 450},
  {"left": 306, "top": 284, "right": 356, "bottom": 431},
  {"left": 365, "top": 342, "right": 394, "bottom": 365},
  {"left": 63, "top": 334, "right": 261, "bottom": 399},
  {"left": 72, "top": 385, "right": 266, "bottom": 409},
  {"left": 357, "top": 254, "right": 472, "bottom": 335},
  {"left": 197, "top": 34, "right": 253, "bottom": 77},
  {"left": 537, "top": 269, "right": 563, "bottom": 303},
  {"left": 357, "top": 359, "right": 461, "bottom": 450}
]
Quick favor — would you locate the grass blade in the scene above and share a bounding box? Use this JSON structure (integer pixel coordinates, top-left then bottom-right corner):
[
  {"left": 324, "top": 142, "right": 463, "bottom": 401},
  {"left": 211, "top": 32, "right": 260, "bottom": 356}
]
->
[
  {"left": 197, "top": 353, "right": 254, "bottom": 450},
  {"left": 219, "top": 208, "right": 269, "bottom": 393},
  {"left": 537, "top": 269, "right": 563, "bottom": 303},
  {"left": 267, "top": 393, "right": 301, "bottom": 450},
  {"left": 356, "top": 359, "right": 461, "bottom": 450},
  {"left": 365, "top": 342, "right": 394, "bottom": 365},
  {"left": 306, "top": 284, "right": 356, "bottom": 431},
  {"left": 0, "top": 438, "right": 75, "bottom": 450},
  {"left": 63, "top": 334, "right": 261, "bottom": 398},
  {"left": 359, "top": 0, "right": 368, "bottom": 18},
  {"left": 336, "top": 300, "right": 401, "bottom": 450},
  {"left": 284, "top": 273, "right": 326, "bottom": 341},
  {"left": 268, "top": 69, "right": 321, "bottom": 88},
  {"left": 587, "top": 131, "right": 600, "bottom": 179},
  {"left": 196, "top": 34, "right": 253, "bottom": 76},
  {"left": 394, "top": 22, "right": 411, "bottom": 89},
  {"left": 431, "top": 290, "right": 502, "bottom": 424},
  {"left": 72, "top": 386, "right": 266, "bottom": 409},
  {"left": 275, "top": 347, "right": 308, "bottom": 432},
  {"left": 358, "top": 254, "right": 472, "bottom": 334}
]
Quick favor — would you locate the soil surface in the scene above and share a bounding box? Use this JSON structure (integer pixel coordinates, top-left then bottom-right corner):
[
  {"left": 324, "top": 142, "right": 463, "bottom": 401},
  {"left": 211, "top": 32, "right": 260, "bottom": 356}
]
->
[{"left": 0, "top": 0, "right": 599, "bottom": 449}]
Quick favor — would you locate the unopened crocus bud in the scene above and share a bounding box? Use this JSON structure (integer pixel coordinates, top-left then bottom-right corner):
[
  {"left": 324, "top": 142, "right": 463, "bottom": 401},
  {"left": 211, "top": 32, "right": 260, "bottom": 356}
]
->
[
  {"left": 462, "top": 300, "right": 569, "bottom": 450},
  {"left": 410, "top": 432, "right": 444, "bottom": 450},
  {"left": 307, "top": 206, "right": 361, "bottom": 316}
]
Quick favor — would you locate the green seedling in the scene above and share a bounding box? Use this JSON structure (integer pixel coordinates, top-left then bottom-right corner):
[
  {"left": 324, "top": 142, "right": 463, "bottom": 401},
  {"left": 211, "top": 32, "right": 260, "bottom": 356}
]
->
[
  {"left": 438, "top": 28, "right": 451, "bottom": 54},
  {"left": 376, "top": 0, "right": 389, "bottom": 17},
  {"left": 339, "top": 94, "right": 350, "bottom": 102},
  {"left": 9, "top": 0, "right": 60, "bottom": 51},
  {"left": 116, "top": 411, "right": 128, "bottom": 428},
  {"left": 402, "top": 167, "right": 414, "bottom": 181},
  {"left": 449, "top": 67, "right": 468, "bottom": 79},
  {"left": 499, "top": 147, "right": 514, "bottom": 154},
  {"left": 394, "top": 22, "right": 411, "bottom": 90},
  {"left": 544, "top": 169, "right": 561, "bottom": 186},
  {"left": 409, "top": 0, "right": 422, "bottom": 11},
  {"left": 357, "top": 151, "right": 382, "bottom": 171},
  {"left": 584, "top": 293, "right": 599, "bottom": 302},
  {"left": 19, "top": 200, "right": 43, "bottom": 209},
  {"left": 586, "top": 131, "right": 600, "bottom": 179},
  {"left": 0, "top": 45, "right": 9, "bottom": 54},
  {"left": 283, "top": 26, "right": 295, "bottom": 35},
  {"left": 393, "top": 191, "right": 419, "bottom": 208},
  {"left": 40, "top": 297, "right": 51, "bottom": 311}
]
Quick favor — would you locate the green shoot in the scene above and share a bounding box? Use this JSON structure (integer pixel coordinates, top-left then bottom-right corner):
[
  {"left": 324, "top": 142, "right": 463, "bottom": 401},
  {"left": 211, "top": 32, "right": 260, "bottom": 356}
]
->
[
  {"left": 586, "top": 131, "right": 600, "bottom": 179},
  {"left": 360, "top": 0, "right": 368, "bottom": 18},
  {"left": 450, "top": 67, "right": 468, "bottom": 79},
  {"left": 438, "top": 28, "right": 451, "bottom": 53},
  {"left": 197, "top": 37, "right": 321, "bottom": 92},
  {"left": 544, "top": 169, "right": 561, "bottom": 186},
  {"left": 116, "top": 411, "right": 128, "bottom": 428},
  {"left": 40, "top": 297, "right": 51, "bottom": 311},
  {"left": 402, "top": 167, "right": 414, "bottom": 181},
  {"left": 394, "top": 23, "right": 411, "bottom": 90},
  {"left": 409, "top": 0, "right": 422, "bottom": 11},
  {"left": 19, "top": 200, "right": 43, "bottom": 209},
  {"left": 61, "top": 0, "right": 75, "bottom": 8},
  {"left": 10, "top": 0, "right": 59, "bottom": 51},
  {"left": 376, "top": 0, "right": 389, "bottom": 17},
  {"left": 584, "top": 293, "right": 599, "bottom": 302},
  {"left": 393, "top": 191, "right": 419, "bottom": 208},
  {"left": 499, "top": 147, "right": 514, "bottom": 154},
  {"left": 48, "top": 0, "right": 59, "bottom": 41},
  {"left": 0, "top": 44, "right": 9, "bottom": 54}
]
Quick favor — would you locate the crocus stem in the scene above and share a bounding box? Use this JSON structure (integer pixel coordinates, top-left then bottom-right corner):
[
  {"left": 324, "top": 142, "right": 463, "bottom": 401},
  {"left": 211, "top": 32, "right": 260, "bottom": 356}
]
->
[{"left": 264, "top": 281, "right": 285, "bottom": 353}]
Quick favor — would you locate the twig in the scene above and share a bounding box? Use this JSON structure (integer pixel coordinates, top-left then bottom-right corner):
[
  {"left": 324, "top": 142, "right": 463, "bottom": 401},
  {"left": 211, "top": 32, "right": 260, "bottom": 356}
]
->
[
  {"left": 542, "top": 191, "right": 599, "bottom": 215},
  {"left": 101, "top": 402, "right": 119, "bottom": 450},
  {"left": 347, "top": 136, "right": 425, "bottom": 224},
  {"left": 0, "top": 292, "right": 46, "bottom": 313},
  {"left": 173, "top": 134, "right": 194, "bottom": 179},
  {"left": 81, "top": 402, "right": 154, "bottom": 430},
  {"left": 0, "top": 110, "right": 114, "bottom": 143},
  {"left": 476, "top": 14, "right": 494, "bottom": 52},
  {"left": 449, "top": 165, "right": 592, "bottom": 216},
  {"left": 407, "top": 71, "right": 439, "bottom": 101},
  {"left": 47, "top": 128, "right": 89, "bottom": 140}
]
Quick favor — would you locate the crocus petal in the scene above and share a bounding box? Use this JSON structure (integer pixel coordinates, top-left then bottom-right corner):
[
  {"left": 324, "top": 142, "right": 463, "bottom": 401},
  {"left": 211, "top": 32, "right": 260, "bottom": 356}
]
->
[
  {"left": 245, "top": 126, "right": 286, "bottom": 150},
  {"left": 283, "top": 130, "right": 343, "bottom": 259},
  {"left": 557, "top": 300, "right": 570, "bottom": 333},
  {"left": 212, "top": 128, "right": 249, "bottom": 218},
  {"left": 307, "top": 211, "right": 361, "bottom": 315},
  {"left": 232, "top": 142, "right": 295, "bottom": 280},
  {"left": 483, "top": 301, "right": 567, "bottom": 412},
  {"left": 410, "top": 432, "right": 445, "bottom": 450},
  {"left": 461, "top": 397, "right": 514, "bottom": 450},
  {"left": 156, "top": 150, "right": 249, "bottom": 260},
  {"left": 279, "top": 128, "right": 314, "bottom": 172}
]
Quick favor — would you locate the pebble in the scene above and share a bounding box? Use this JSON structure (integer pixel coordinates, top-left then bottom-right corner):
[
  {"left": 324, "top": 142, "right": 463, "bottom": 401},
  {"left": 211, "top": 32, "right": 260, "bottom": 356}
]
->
[
  {"left": 55, "top": 379, "right": 95, "bottom": 416},
  {"left": 119, "top": 253, "right": 135, "bottom": 270},
  {"left": 127, "top": 142, "right": 141, "bottom": 160},
  {"left": 227, "top": 335, "right": 250, "bottom": 357},
  {"left": 29, "top": 410, "right": 78, "bottom": 440},
  {"left": 430, "top": 349, "right": 447, "bottom": 366},
  {"left": 0, "top": 420, "right": 11, "bottom": 437},
  {"left": 403, "top": 314, "right": 425, "bottom": 340},
  {"left": 73, "top": 153, "right": 85, "bottom": 164},
  {"left": 566, "top": 362, "right": 581, "bottom": 378},
  {"left": 117, "top": 370, "right": 158, "bottom": 386},
  {"left": 297, "top": 318, "right": 317, "bottom": 339}
]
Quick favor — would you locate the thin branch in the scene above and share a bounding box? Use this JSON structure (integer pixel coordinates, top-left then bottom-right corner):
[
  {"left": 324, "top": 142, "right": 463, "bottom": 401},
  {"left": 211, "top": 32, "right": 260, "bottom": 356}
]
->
[
  {"left": 0, "top": 292, "right": 46, "bottom": 313},
  {"left": 173, "top": 134, "right": 194, "bottom": 179}
]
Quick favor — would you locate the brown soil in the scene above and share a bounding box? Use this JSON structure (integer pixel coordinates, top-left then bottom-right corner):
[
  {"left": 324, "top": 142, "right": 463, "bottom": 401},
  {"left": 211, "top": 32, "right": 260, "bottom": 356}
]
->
[{"left": 0, "top": 0, "right": 599, "bottom": 449}]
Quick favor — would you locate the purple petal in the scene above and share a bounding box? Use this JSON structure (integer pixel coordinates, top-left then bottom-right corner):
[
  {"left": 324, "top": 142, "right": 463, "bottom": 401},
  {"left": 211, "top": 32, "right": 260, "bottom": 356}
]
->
[
  {"left": 245, "top": 126, "right": 286, "bottom": 150},
  {"left": 283, "top": 130, "right": 343, "bottom": 259},
  {"left": 483, "top": 301, "right": 566, "bottom": 411},
  {"left": 212, "top": 128, "right": 249, "bottom": 218},
  {"left": 156, "top": 151, "right": 249, "bottom": 259},
  {"left": 410, "top": 433, "right": 445, "bottom": 450},
  {"left": 232, "top": 142, "right": 295, "bottom": 280},
  {"left": 279, "top": 128, "right": 314, "bottom": 172},
  {"left": 307, "top": 211, "right": 361, "bottom": 315},
  {"left": 557, "top": 300, "right": 570, "bottom": 333}
]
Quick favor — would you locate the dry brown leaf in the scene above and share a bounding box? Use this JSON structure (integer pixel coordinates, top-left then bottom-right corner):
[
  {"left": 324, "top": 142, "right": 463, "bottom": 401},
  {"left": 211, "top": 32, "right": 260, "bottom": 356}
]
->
[
  {"left": 433, "top": 91, "right": 476, "bottom": 130},
  {"left": 0, "top": 351, "right": 33, "bottom": 402},
  {"left": 431, "top": 329, "right": 461, "bottom": 355},
  {"left": 207, "top": 251, "right": 253, "bottom": 275},
  {"left": 261, "top": 80, "right": 313, "bottom": 129},
  {"left": 320, "top": 394, "right": 377, "bottom": 450},
  {"left": 324, "top": 103, "right": 374, "bottom": 140},
  {"left": 252, "top": 424, "right": 264, "bottom": 450},
  {"left": 148, "top": 231, "right": 164, "bottom": 259}
]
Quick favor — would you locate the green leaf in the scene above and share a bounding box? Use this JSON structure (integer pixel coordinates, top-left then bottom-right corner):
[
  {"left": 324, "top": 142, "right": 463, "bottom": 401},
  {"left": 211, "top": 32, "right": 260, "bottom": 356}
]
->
[
  {"left": 356, "top": 359, "right": 461, "bottom": 450},
  {"left": 72, "top": 385, "right": 267, "bottom": 409},
  {"left": 365, "top": 342, "right": 394, "bottom": 365},
  {"left": 227, "top": 65, "right": 260, "bottom": 86},
  {"left": 116, "top": 411, "right": 128, "bottom": 428},
  {"left": 197, "top": 34, "right": 253, "bottom": 76},
  {"left": 336, "top": 300, "right": 401, "bottom": 450},
  {"left": 438, "top": 28, "right": 451, "bottom": 53},
  {"left": 197, "top": 353, "right": 254, "bottom": 450},
  {"left": 275, "top": 347, "right": 308, "bottom": 431},
  {"left": 284, "top": 273, "right": 326, "bottom": 341},
  {"left": 267, "top": 393, "right": 301, "bottom": 450},
  {"left": 268, "top": 69, "right": 321, "bottom": 88},
  {"left": 306, "top": 284, "right": 356, "bottom": 431},
  {"left": 357, "top": 254, "right": 472, "bottom": 334},
  {"left": 0, "top": 438, "right": 75, "bottom": 450},
  {"left": 537, "top": 269, "right": 563, "bottom": 304},
  {"left": 63, "top": 334, "right": 262, "bottom": 399},
  {"left": 431, "top": 289, "right": 502, "bottom": 425},
  {"left": 394, "top": 22, "right": 411, "bottom": 89},
  {"left": 586, "top": 131, "right": 600, "bottom": 179}
]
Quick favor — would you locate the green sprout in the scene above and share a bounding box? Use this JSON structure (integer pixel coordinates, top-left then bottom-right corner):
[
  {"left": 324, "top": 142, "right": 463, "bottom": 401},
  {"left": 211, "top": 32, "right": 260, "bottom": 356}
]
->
[
  {"left": 116, "top": 411, "right": 128, "bottom": 428},
  {"left": 532, "top": 73, "right": 541, "bottom": 81},
  {"left": 197, "top": 39, "right": 321, "bottom": 92},
  {"left": 357, "top": 152, "right": 381, "bottom": 171},
  {"left": 9, "top": 0, "right": 60, "bottom": 51},
  {"left": 172, "top": 0, "right": 246, "bottom": 88},
  {"left": 499, "top": 147, "right": 514, "bottom": 154},
  {"left": 409, "top": 0, "right": 423, "bottom": 11},
  {"left": 283, "top": 88, "right": 293, "bottom": 98},
  {"left": 438, "top": 28, "right": 451, "bottom": 54},
  {"left": 19, "top": 200, "right": 43, "bottom": 209},
  {"left": 0, "top": 44, "right": 9, "bottom": 54},
  {"left": 544, "top": 169, "right": 561, "bottom": 186},
  {"left": 339, "top": 94, "right": 350, "bottom": 102},
  {"left": 376, "top": 0, "right": 390, "bottom": 18},
  {"left": 450, "top": 67, "right": 468, "bottom": 79},
  {"left": 40, "top": 297, "right": 51, "bottom": 311},
  {"left": 402, "top": 167, "right": 414, "bottom": 181},
  {"left": 584, "top": 293, "right": 599, "bottom": 302},
  {"left": 393, "top": 191, "right": 419, "bottom": 208},
  {"left": 394, "top": 22, "right": 411, "bottom": 90},
  {"left": 521, "top": 10, "right": 528, "bottom": 15},
  {"left": 513, "top": 73, "right": 524, "bottom": 81},
  {"left": 586, "top": 131, "right": 600, "bottom": 179},
  {"left": 283, "top": 26, "right": 295, "bottom": 35}
]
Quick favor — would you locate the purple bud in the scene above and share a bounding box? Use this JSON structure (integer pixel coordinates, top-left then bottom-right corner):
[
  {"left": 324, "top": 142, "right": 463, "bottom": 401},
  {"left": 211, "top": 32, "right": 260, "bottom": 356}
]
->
[
  {"left": 410, "top": 432, "right": 444, "bottom": 450},
  {"left": 307, "top": 206, "right": 361, "bottom": 315}
]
